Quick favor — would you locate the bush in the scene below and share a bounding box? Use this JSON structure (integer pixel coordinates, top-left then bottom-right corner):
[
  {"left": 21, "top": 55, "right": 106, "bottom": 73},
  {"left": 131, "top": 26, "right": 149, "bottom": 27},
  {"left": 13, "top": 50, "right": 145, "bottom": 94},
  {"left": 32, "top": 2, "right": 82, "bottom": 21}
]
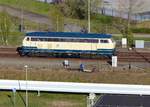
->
[{"left": 131, "top": 28, "right": 150, "bottom": 34}]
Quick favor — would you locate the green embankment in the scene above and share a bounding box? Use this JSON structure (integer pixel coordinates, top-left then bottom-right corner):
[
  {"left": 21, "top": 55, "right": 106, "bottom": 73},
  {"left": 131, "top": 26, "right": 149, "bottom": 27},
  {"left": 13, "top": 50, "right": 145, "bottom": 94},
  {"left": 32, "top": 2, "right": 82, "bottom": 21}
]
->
[
  {"left": 0, "top": 0, "right": 52, "bottom": 15},
  {"left": 0, "top": 0, "right": 115, "bottom": 32},
  {"left": 0, "top": 0, "right": 87, "bottom": 27},
  {"left": 0, "top": 12, "right": 49, "bottom": 46}
]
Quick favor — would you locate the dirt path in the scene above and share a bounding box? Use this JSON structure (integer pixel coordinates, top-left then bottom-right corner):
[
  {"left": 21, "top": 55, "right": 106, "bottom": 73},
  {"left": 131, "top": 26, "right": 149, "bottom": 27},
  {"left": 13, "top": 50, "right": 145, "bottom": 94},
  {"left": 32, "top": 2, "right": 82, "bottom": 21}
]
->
[
  {"left": 0, "top": 4, "right": 50, "bottom": 24},
  {"left": 0, "top": 4, "right": 81, "bottom": 32}
]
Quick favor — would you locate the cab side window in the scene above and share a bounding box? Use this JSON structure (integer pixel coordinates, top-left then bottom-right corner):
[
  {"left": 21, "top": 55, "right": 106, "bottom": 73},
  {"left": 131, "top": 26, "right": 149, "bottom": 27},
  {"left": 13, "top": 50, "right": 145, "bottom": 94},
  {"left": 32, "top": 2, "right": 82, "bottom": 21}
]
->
[{"left": 100, "top": 40, "right": 109, "bottom": 43}]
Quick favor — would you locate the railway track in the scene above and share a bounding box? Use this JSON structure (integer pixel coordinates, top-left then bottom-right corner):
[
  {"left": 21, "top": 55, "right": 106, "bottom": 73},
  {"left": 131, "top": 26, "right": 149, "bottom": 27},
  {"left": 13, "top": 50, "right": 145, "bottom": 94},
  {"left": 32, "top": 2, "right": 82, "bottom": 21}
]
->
[
  {"left": 0, "top": 47, "right": 18, "bottom": 57},
  {"left": 117, "top": 51, "right": 150, "bottom": 62},
  {"left": 0, "top": 47, "right": 150, "bottom": 62}
]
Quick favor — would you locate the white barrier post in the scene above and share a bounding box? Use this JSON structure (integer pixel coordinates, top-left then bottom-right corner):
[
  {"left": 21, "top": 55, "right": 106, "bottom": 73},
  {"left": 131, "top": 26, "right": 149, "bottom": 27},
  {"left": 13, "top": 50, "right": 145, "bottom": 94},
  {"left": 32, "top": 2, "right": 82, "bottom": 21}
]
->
[
  {"left": 112, "top": 56, "right": 117, "bottom": 67},
  {"left": 122, "top": 38, "right": 127, "bottom": 48},
  {"left": 135, "top": 40, "right": 144, "bottom": 48},
  {"left": 24, "top": 65, "right": 28, "bottom": 107},
  {"left": 12, "top": 88, "right": 16, "bottom": 107},
  {"left": 37, "top": 90, "right": 40, "bottom": 96},
  {"left": 87, "top": 93, "right": 96, "bottom": 107}
]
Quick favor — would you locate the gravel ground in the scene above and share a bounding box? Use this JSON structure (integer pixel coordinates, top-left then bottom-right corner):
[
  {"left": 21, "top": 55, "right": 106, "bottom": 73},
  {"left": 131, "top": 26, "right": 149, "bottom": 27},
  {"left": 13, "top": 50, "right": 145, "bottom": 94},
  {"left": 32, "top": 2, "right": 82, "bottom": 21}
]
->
[{"left": 0, "top": 56, "right": 149, "bottom": 72}]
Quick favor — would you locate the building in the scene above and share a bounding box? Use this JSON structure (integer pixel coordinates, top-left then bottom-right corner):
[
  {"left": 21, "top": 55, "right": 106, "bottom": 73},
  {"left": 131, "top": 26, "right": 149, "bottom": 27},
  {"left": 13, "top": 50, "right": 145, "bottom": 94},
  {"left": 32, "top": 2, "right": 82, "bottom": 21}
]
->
[{"left": 100, "top": 0, "right": 150, "bottom": 21}]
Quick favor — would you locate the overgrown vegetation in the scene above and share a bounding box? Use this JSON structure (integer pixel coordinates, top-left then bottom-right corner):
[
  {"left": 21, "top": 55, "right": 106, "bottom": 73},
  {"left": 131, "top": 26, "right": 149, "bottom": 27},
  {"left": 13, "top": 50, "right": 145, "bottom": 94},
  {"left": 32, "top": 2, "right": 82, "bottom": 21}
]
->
[
  {"left": 48, "top": 5, "right": 64, "bottom": 32},
  {"left": 0, "top": 12, "right": 49, "bottom": 46},
  {"left": 60, "top": 0, "right": 88, "bottom": 19},
  {"left": 136, "top": 21, "right": 150, "bottom": 28},
  {"left": 0, "top": 11, "right": 12, "bottom": 45},
  {"left": 59, "top": 0, "right": 101, "bottom": 19},
  {"left": 131, "top": 28, "right": 150, "bottom": 34}
]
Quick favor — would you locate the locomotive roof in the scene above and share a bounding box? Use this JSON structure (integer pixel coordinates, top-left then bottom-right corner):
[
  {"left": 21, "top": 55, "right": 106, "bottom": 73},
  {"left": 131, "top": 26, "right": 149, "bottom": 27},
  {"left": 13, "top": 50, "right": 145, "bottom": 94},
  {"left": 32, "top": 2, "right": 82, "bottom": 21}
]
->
[{"left": 26, "top": 32, "right": 112, "bottom": 38}]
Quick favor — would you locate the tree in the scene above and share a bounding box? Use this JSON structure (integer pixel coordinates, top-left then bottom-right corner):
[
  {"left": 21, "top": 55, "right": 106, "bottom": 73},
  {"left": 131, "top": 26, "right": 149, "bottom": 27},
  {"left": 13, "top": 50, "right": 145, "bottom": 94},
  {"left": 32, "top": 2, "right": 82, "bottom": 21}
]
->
[
  {"left": 59, "top": 0, "right": 102, "bottom": 33},
  {"left": 91, "top": 0, "right": 101, "bottom": 13},
  {"left": 0, "top": 11, "right": 12, "bottom": 45},
  {"left": 48, "top": 6, "right": 64, "bottom": 32},
  {"left": 114, "top": 0, "right": 144, "bottom": 47},
  {"left": 60, "top": 0, "right": 88, "bottom": 19},
  {"left": 60, "top": 0, "right": 101, "bottom": 19}
]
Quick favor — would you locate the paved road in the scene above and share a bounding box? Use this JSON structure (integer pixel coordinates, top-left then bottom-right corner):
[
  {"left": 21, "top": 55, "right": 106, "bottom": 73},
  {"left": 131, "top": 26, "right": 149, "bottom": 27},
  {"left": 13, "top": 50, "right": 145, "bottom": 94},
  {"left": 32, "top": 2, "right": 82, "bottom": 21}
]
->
[{"left": 94, "top": 94, "right": 150, "bottom": 107}]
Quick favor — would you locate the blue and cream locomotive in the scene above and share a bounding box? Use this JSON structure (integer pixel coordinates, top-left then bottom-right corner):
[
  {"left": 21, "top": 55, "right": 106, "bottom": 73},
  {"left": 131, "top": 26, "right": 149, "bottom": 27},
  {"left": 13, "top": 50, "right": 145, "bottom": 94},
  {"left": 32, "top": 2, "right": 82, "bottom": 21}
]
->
[{"left": 17, "top": 32, "right": 116, "bottom": 57}]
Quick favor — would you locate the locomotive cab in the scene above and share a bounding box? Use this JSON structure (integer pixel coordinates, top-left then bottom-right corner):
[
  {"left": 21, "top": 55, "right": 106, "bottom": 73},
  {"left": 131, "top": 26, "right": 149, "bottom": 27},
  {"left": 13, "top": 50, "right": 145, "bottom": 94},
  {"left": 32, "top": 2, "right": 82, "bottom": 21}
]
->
[{"left": 23, "top": 36, "right": 31, "bottom": 47}]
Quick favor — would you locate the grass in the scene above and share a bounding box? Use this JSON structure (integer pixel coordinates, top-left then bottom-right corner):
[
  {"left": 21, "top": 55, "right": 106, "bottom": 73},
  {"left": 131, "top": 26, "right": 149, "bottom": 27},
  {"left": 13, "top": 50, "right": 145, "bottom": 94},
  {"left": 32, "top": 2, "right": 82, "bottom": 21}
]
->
[
  {"left": 1, "top": 0, "right": 150, "bottom": 34},
  {"left": 0, "top": 0, "right": 86, "bottom": 27},
  {"left": 0, "top": 91, "right": 86, "bottom": 107},
  {"left": 0, "top": 0, "right": 54, "bottom": 15},
  {"left": 0, "top": 0, "right": 119, "bottom": 33},
  {"left": 0, "top": 32, "right": 24, "bottom": 46},
  {"left": 136, "top": 21, "right": 150, "bottom": 28},
  {"left": 0, "top": 66, "right": 149, "bottom": 85},
  {"left": 0, "top": 12, "right": 51, "bottom": 46},
  {"left": 113, "top": 34, "right": 150, "bottom": 41},
  {"left": 6, "top": 32, "right": 24, "bottom": 46},
  {"left": 133, "top": 37, "right": 150, "bottom": 41}
]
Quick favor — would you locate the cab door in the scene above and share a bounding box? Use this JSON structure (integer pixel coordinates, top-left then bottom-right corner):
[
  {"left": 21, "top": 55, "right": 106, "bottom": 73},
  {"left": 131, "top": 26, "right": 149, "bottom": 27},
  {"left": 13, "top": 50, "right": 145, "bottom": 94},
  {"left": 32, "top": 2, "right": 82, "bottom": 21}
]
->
[
  {"left": 89, "top": 39, "right": 99, "bottom": 54},
  {"left": 99, "top": 39, "right": 109, "bottom": 49}
]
